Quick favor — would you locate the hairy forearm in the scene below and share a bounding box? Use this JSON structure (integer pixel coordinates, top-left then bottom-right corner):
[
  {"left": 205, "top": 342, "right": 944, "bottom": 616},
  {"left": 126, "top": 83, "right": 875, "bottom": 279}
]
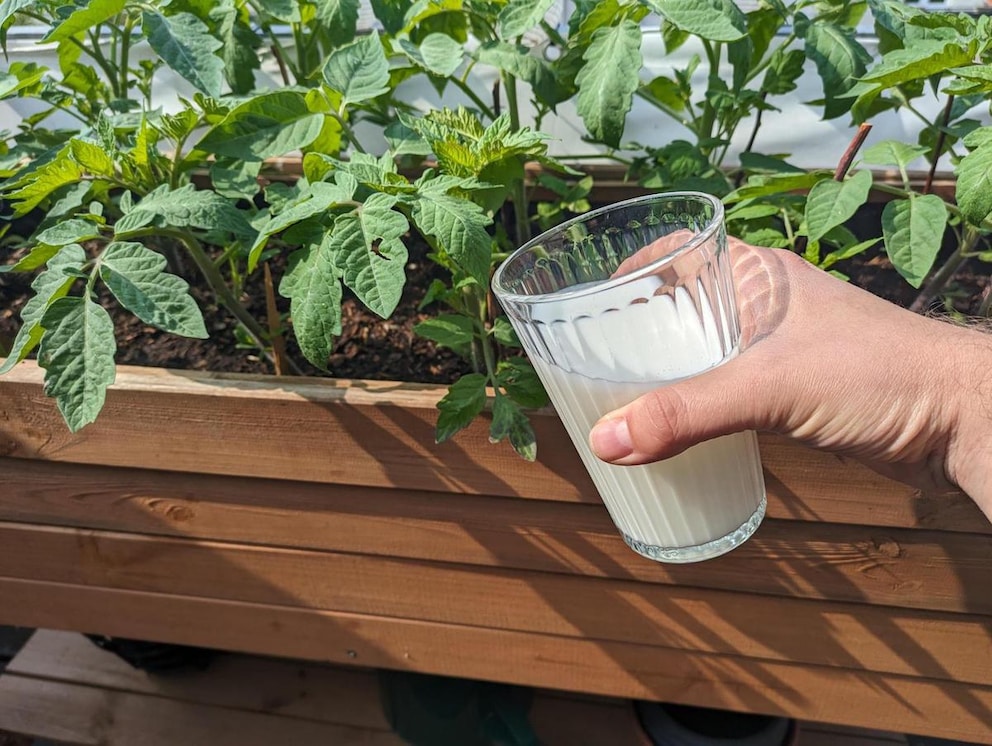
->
[{"left": 944, "top": 323, "right": 992, "bottom": 521}]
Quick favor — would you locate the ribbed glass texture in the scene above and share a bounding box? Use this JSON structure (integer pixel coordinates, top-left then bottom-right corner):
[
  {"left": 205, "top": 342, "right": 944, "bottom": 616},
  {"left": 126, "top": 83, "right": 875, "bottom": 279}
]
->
[{"left": 492, "top": 193, "right": 766, "bottom": 563}]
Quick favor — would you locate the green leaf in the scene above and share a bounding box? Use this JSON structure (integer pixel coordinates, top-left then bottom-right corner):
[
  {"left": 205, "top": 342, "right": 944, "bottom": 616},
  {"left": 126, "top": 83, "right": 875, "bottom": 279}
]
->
[
  {"left": 143, "top": 11, "right": 225, "bottom": 97},
  {"left": 862, "top": 39, "right": 976, "bottom": 90},
  {"left": 325, "top": 194, "right": 409, "bottom": 318},
  {"left": 955, "top": 143, "right": 992, "bottom": 227},
  {"left": 114, "top": 184, "right": 256, "bottom": 238},
  {"left": 804, "top": 170, "right": 872, "bottom": 243},
  {"left": 314, "top": 0, "right": 360, "bottom": 47},
  {"left": 98, "top": 241, "right": 208, "bottom": 338},
  {"left": 248, "top": 179, "right": 356, "bottom": 270},
  {"left": 736, "top": 152, "right": 804, "bottom": 174},
  {"left": 819, "top": 237, "right": 880, "bottom": 270},
  {"left": 496, "top": 357, "right": 548, "bottom": 409},
  {"left": 280, "top": 239, "right": 343, "bottom": 369},
  {"left": 860, "top": 140, "right": 929, "bottom": 169},
  {"left": 0, "top": 244, "right": 85, "bottom": 375},
  {"left": 490, "top": 394, "right": 537, "bottom": 460},
  {"left": 322, "top": 32, "right": 390, "bottom": 105},
  {"left": 3, "top": 149, "right": 83, "bottom": 217},
  {"left": 882, "top": 195, "right": 947, "bottom": 288},
  {"left": 646, "top": 0, "right": 746, "bottom": 41},
  {"left": 436, "top": 373, "right": 487, "bottom": 444},
  {"left": 726, "top": 170, "right": 829, "bottom": 202},
  {"left": 761, "top": 47, "right": 805, "bottom": 96},
  {"left": 215, "top": 4, "right": 261, "bottom": 94},
  {"left": 496, "top": 0, "right": 556, "bottom": 41},
  {"left": 491, "top": 316, "right": 519, "bottom": 348},
  {"left": 802, "top": 20, "right": 872, "bottom": 119},
  {"left": 412, "top": 180, "right": 493, "bottom": 286},
  {"left": 399, "top": 33, "right": 463, "bottom": 77},
  {"left": 69, "top": 138, "right": 115, "bottom": 176},
  {"left": 45, "top": 0, "right": 127, "bottom": 42},
  {"left": 575, "top": 20, "right": 642, "bottom": 149},
  {"left": 414, "top": 314, "right": 474, "bottom": 351},
  {"left": 198, "top": 91, "right": 323, "bottom": 161},
  {"left": 38, "top": 296, "right": 117, "bottom": 433},
  {"left": 724, "top": 202, "right": 781, "bottom": 221},
  {"left": 210, "top": 158, "right": 262, "bottom": 199},
  {"left": 35, "top": 219, "right": 102, "bottom": 247},
  {"left": 257, "top": 0, "right": 300, "bottom": 22},
  {"left": 0, "top": 0, "right": 34, "bottom": 52}
]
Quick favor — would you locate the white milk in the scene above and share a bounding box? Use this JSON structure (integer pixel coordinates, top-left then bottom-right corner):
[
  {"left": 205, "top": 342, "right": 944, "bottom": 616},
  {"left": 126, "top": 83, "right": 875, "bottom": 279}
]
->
[{"left": 526, "top": 277, "right": 766, "bottom": 561}]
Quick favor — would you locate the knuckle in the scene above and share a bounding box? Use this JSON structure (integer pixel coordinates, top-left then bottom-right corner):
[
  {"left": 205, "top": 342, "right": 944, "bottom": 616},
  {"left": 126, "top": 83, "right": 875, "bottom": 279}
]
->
[{"left": 634, "top": 388, "right": 689, "bottom": 458}]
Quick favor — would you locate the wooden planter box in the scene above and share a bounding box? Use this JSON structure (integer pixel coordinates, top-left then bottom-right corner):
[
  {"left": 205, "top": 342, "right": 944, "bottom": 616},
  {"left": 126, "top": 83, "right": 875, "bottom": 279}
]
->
[{"left": 0, "top": 361, "right": 990, "bottom": 743}]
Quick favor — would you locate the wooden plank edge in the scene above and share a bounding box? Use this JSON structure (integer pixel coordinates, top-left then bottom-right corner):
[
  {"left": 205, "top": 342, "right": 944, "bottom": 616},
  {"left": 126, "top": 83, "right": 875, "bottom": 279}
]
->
[
  {"left": 7, "top": 630, "right": 393, "bottom": 732},
  {"left": 0, "top": 362, "right": 979, "bottom": 533},
  {"left": 3, "top": 518, "right": 991, "bottom": 623},
  {"left": 0, "top": 578, "right": 987, "bottom": 743},
  {"left": 0, "top": 674, "right": 404, "bottom": 746}
]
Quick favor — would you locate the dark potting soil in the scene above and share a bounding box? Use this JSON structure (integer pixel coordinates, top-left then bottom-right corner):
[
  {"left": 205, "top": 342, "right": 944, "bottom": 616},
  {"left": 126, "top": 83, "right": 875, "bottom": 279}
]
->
[{"left": 0, "top": 229, "right": 988, "bottom": 383}]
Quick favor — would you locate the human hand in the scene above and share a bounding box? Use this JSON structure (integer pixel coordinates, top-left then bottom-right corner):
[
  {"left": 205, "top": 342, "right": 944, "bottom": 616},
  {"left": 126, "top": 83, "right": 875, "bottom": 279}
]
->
[{"left": 588, "top": 240, "right": 992, "bottom": 521}]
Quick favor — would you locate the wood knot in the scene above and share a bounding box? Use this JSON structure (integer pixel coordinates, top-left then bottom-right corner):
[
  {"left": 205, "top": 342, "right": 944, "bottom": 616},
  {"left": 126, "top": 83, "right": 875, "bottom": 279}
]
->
[
  {"left": 873, "top": 538, "right": 902, "bottom": 558},
  {"left": 165, "top": 504, "right": 195, "bottom": 522}
]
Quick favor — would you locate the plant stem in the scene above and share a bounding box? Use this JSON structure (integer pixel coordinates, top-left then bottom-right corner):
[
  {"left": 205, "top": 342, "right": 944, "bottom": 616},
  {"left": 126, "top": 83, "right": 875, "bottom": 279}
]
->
[
  {"left": 263, "top": 262, "right": 289, "bottom": 375},
  {"left": 271, "top": 44, "right": 292, "bottom": 85},
  {"left": 87, "top": 28, "right": 121, "bottom": 99},
  {"left": 909, "top": 228, "right": 982, "bottom": 313},
  {"left": 634, "top": 88, "right": 690, "bottom": 129},
  {"left": 331, "top": 108, "right": 367, "bottom": 154},
  {"left": 503, "top": 71, "right": 531, "bottom": 248},
  {"left": 450, "top": 76, "right": 497, "bottom": 121},
  {"left": 122, "top": 227, "right": 303, "bottom": 374},
  {"left": 833, "top": 123, "right": 872, "bottom": 181},
  {"left": 924, "top": 95, "right": 955, "bottom": 196},
  {"left": 119, "top": 14, "right": 135, "bottom": 102}
]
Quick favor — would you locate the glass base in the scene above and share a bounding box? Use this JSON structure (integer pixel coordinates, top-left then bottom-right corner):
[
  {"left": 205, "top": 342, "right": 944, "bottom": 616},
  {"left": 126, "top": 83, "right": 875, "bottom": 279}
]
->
[{"left": 621, "top": 495, "right": 766, "bottom": 564}]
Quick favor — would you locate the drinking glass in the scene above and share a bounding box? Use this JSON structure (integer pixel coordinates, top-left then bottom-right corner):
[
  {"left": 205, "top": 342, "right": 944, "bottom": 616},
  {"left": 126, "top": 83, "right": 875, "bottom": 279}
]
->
[{"left": 491, "top": 192, "right": 766, "bottom": 563}]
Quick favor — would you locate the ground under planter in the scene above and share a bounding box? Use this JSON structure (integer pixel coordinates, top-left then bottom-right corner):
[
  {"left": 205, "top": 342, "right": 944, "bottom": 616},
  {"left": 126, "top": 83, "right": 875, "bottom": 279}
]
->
[{"left": 0, "top": 360, "right": 989, "bottom": 743}]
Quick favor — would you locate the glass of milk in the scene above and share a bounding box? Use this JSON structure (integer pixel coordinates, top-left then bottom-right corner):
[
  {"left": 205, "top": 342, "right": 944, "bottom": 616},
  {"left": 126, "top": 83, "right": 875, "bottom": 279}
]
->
[{"left": 491, "top": 192, "right": 766, "bottom": 563}]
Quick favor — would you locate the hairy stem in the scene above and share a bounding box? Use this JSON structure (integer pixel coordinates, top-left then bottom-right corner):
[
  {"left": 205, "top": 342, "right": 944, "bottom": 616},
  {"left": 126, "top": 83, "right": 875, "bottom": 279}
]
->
[
  {"left": 924, "top": 95, "right": 955, "bottom": 196},
  {"left": 503, "top": 71, "right": 531, "bottom": 248},
  {"left": 450, "top": 76, "right": 497, "bottom": 121},
  {"left": 118, "top": 14, "right": 135, "bottom": 102}
]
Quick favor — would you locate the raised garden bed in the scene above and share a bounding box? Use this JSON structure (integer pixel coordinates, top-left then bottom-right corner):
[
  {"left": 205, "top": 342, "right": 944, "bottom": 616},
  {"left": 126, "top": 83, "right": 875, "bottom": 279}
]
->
[{"left": 0, "top": 358, "right": 990, "bottom": 743}]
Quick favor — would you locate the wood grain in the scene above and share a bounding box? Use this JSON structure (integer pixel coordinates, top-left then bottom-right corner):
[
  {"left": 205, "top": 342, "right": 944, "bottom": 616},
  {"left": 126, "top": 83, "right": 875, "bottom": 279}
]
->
[
  {"left": 8, "top": 630, "right": 392, "bottom": 731},
  {"left": 0, "top": 578, "right": 988, "bottom": 743},
  {"left": 1, "top": 522, "right": 990, "bottom": 685},
  {"left": 7, "top": 631, "right": 652, "bottom": 746},
  {"left": 0, "top": 362, "right": 982, "bottom": 533},
  {"left": 0, "top": 675, "right": 404, "bottom": 746}
]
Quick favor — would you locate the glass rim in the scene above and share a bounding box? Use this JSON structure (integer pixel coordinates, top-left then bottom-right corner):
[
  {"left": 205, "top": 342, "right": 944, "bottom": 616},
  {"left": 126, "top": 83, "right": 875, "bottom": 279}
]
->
[{"left": 491, "top": 191, "right": 725, "bottom": 306}]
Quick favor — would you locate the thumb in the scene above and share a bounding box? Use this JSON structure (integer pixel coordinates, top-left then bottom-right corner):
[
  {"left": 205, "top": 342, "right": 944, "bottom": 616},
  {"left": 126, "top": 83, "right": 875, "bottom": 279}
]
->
[{"left": 588, "top": 356, "right": 777, "bottom": 466}]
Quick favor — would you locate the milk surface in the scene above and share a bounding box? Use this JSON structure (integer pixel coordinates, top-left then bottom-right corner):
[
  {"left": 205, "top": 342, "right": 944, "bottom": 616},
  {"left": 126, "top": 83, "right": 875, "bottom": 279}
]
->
[{"left": 525, "top": 276, "right": 765, "bottom": 555}]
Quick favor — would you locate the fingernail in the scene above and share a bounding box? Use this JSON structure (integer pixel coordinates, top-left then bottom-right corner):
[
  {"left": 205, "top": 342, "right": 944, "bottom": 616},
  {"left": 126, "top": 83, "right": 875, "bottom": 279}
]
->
[{"left": 590, "top": 418, "right": 632, "bottom": 462}]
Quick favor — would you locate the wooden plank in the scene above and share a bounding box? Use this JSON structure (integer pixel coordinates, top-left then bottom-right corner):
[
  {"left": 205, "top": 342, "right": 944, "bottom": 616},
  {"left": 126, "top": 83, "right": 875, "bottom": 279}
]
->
[
  {"left": 1, "top": 362, "right": 981, "bottom": 534},
  {"left": 0, "top": 579, "right": 989, "bottom": 744},
  {"left": 2, "top": 462, "right": 986, "bottom": 587},
  {"left": 0, "top": 524, "right": 990, "bottom": 686},
  {"left": 8, "top": 630, "right": 392, "bottom": 732},
  {"left": 2, "top": 462, "right": 985, "bottom": 598},
  {"left": 8, "top": 631, "right": 652, "bottom": 746},
  {"left": 0, "top": 675, "right": 403, "bottom": 746},
  {"left": 2, "top": 517, "right": 991, "bottom": 624}
]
